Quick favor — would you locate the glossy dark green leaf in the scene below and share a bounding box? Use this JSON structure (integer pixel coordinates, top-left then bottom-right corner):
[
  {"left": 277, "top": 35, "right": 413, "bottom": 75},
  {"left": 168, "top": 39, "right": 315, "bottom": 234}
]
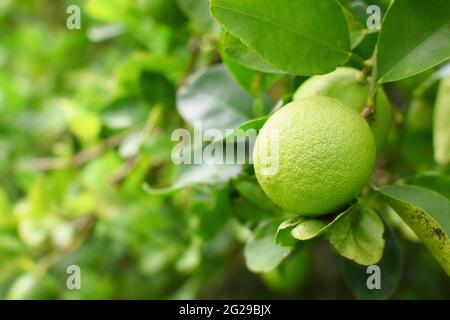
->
[
  {"left": 210, "top": 0, "right": 350, "bottom": 75},
  {"left": 377, "top": 0, "right": 450, "bottom": 83}
]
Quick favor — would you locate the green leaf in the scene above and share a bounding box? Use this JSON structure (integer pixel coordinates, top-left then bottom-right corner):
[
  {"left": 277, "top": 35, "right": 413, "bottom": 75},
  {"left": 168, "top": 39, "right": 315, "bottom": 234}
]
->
[
  {"left": 221, "top": 48, "right": 281, "bottom": 96},
  {"left": 276, "top": 216, "right": 305, "bottom": 247},
  {"left": 221, "top": 31, "right": 281, "bottom": 74},
  {"left": 220, "top": 116, "right": 267, "bottom": 142},
  {"left": 353, "top": 30, "right": 379, "bottom": 60},
  {"left": 329, "top": 207, "right": 385, "bottom": 266},
  {"left": 407, "top": 173, "right": 450, "bottom": 200},
  {"left": 244, "top": 220, "right": 292, "bottom": 272},
  {"left": 377, "top": 0, "right": 450, "bottom": 83},
  {"left": 341, "top": 227, "right": 402, "bottom": 300},
  {"left": 231, "top": 197, "right": 273, "bottom": 226},
  {"left": 291, "top": 219, "right": 328, "bottom": 241},
  {"left": 210, "top": 0, "right": 350, "bottom": 75},
  {"left": 147, "top": 68, "right": 262, "bottom": 195},
  {"left": 221, "top": 50, "right": 281, "bottom": 96},
  {"left": 143, "top": 156, "right": 243, "bottom": 196},
  {"left": 176, "top": 65, "right": 254, "bottom": 132},
  {"left": 379, "top": 184, "right": 450, "bottom": 275},
  {"left": 338, "top": 0, "right": 390, "bottom": 28},
  {"left": 276, "top": 202, "right": 358, "bottom": 246},
  {"left": 433, "top": 78, "right": 450, "bottom": 165},
  {"left": 337, "top": 0, "right": 367, "bottom": 49}
]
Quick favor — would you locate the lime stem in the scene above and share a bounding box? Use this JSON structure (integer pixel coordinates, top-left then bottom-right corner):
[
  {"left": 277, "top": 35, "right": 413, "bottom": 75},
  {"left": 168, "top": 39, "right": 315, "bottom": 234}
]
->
[{"left": 362, "top": 47, "right": 380, "bottom": 119}]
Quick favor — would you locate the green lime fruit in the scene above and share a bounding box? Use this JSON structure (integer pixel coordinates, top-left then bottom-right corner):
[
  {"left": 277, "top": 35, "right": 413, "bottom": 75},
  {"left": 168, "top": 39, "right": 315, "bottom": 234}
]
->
[
  {"left": 253, "top": 96, "right": 376, "bottom": 216},
  {"left": 261, "top": 250, "right": 313, "bottom": 294},
  {"left": 293, "top": 67, "right": 392, "bottom": 154}
]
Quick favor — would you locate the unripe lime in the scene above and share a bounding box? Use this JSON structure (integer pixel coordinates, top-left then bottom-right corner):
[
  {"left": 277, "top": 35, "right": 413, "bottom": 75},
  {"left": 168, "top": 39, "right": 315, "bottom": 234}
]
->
[
  {"left": 294, "top": 67, "right": 392, "bottom": 154},
  {"left": 261, "top": 250, "right": 313, "bottom": 294},
  {"left": 253, "top": 97, "right": 376, "bottom": 216}
]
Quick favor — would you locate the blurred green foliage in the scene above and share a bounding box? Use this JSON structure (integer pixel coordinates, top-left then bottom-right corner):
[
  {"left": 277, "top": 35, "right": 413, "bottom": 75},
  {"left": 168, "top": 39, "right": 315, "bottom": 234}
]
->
[{"left": 0, "top": 0, "right": 449, "bottom": 300}]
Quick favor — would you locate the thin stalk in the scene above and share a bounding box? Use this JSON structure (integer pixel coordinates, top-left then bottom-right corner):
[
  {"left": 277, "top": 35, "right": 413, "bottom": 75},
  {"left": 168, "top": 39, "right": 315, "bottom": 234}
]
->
[{"left": 361, "top": 47, "right": 380, "bottom": 119}]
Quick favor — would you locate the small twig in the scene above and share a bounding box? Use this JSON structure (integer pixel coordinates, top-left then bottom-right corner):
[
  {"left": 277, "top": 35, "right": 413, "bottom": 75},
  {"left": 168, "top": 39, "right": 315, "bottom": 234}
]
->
[
  {"left": 362, "top": 47, "right": 380, "bottom": 119},
  {"left": 73, "top": 133, "right": 126, "bottom": 167},
  {"left": 110, "top": 154, "right": 140, "bottom": 184},
  {"left": 361, "top": 105, "right": 374, "bottom": 119}
]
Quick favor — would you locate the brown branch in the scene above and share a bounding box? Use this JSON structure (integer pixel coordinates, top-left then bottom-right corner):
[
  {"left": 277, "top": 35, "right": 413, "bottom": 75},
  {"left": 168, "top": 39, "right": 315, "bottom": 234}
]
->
[{"left": 110, "top": 154, "right": 140, "bottom": 184}]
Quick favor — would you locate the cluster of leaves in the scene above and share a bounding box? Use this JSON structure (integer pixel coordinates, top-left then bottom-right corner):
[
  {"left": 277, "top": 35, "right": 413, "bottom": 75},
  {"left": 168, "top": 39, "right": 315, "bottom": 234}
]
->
[{"left": 0, "top": 0, "right": 449, "bottom": 299}]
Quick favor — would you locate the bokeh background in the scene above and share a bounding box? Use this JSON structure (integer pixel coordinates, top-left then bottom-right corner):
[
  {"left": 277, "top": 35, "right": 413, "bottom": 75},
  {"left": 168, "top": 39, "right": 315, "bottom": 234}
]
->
[{"left": 0, "top": 0, "right": 449, "bottom": 299}]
